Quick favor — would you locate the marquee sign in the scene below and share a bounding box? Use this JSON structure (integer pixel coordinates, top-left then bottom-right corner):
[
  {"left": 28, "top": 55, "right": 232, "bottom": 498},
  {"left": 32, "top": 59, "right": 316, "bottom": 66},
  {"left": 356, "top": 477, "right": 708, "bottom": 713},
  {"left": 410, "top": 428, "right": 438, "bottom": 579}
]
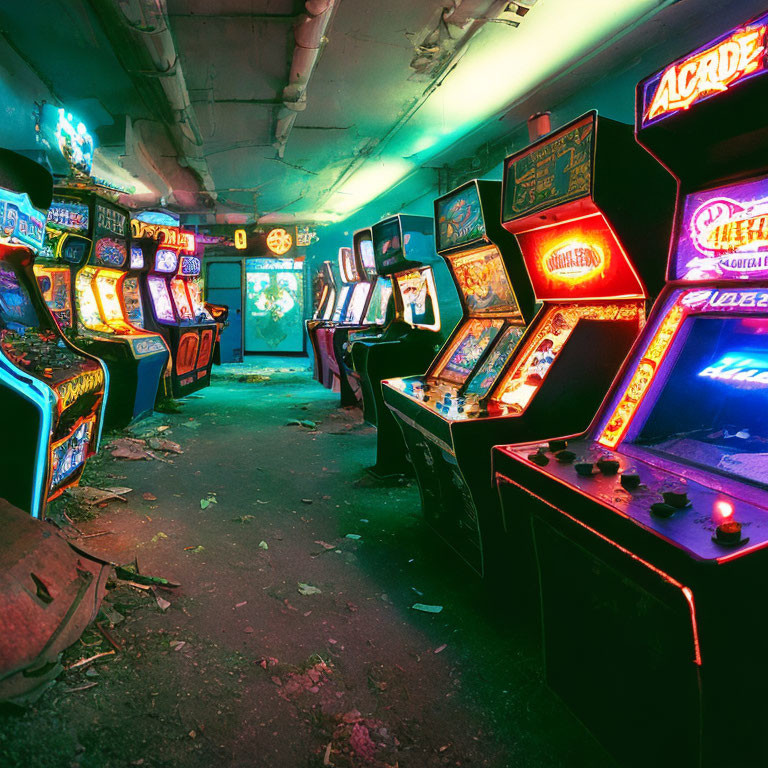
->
[
  {"left": 641, "top": 14, "right": 768, "bottom": 126},
  {"left": 266, "top": 227, "right": 293, "bottom": 255},
  {"left": 542, "top": 241, "right": 605, "bottom": 282},
  {"left": 131, "top": 219, "right": 196, "bottom": 253},
  {"left": 675, "top": 175, "right": 768, "bottom": 280},
  {"left": 0, "top": 189, "right": 47, "bottom": 251}
]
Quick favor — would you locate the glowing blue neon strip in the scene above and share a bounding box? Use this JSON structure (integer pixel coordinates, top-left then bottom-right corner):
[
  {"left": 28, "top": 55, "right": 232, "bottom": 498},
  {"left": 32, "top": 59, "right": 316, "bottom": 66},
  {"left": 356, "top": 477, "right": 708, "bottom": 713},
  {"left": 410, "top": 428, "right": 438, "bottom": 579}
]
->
[
  {"left": 94, "top": 357, "right": 109, "bottom": 449},
  {"left": 699, "top": 352, "right": 768, "bottom": 387},
  {"left": 0, "top": 357, "right": 54, "bottom": 518}
]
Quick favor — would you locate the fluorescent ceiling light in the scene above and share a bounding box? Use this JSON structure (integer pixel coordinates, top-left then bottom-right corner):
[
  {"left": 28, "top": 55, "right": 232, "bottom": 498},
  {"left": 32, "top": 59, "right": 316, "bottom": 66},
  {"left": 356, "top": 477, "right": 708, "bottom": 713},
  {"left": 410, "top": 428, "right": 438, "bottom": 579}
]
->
[{"left": 319, "top": 0, "right": 671, "bottom": 220}]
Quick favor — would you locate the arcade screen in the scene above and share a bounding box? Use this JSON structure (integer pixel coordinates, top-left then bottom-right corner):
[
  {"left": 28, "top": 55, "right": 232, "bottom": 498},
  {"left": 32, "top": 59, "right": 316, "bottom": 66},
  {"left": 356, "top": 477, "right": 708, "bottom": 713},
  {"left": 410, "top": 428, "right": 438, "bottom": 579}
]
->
[
  {"left": 155, "top": 248, "right": 178, "bottom": 274},
  {"left": 633, "top": 316, "right": 768, "bottom": 488},
  {"left": 171, "top": 277, "right": 194, "bottom": 322},
  {"left": 345, "top": 282, "right": 370, "bottom": 324},
  {"left": 332, "top": 285, "right": 351, "bottom": 322},
  {"left": 34, "top": 266, "right": 72, "bottom": 329},
  {"left": 123, "top": 276, "right": 144, "bottom": 326},
  {"left": 465, "top": 323, "right": 526, "bottom": 397},
  {"left": 75, "top": 267, "right": 110, "bottom": 332},
  {"left": 0, "top": 262, "right": 39, "bottom": 329},
  {"left": 187, "top": 280, "right": 211, "bottom": 320},
  {"left": 396, "top": 268, "right": 439, "bottom": 329},
  {"left": 94, "top": 270, "right": 128, "bottom": 325},
  {"left": 94, "top": 237, "right": 127, "bottom": 268},
  {"left": 374, "top": 219, "right": 402, "bottom": 268},
  {"left": 436, "top": 183, "right": 485, "bottom": 251},
  {"left": 322, "top": 289, "right": 336, "bottom": 320},
  {"left": 148, "top": 275, "right": 176, "bottom": 323},
  {"left": 435, "top": 318, "right": 504, "bottom": 385},
  {"left": 364, "top": 278, "right": 391, "bottom": 325},
  {"left": 448, "top": 245, "right": 519, "bottom": 316},
  {"left": 359, "top": 237, "right": 376, "bottom": 276}
]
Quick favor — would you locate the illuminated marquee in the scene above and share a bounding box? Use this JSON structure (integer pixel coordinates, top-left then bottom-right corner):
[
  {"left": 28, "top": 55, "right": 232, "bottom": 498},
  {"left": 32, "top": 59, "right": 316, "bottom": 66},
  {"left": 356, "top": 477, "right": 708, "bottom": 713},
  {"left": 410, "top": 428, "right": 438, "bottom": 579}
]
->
[
  {"left": 642, "top": 16, "right": 768, "bottom": 125},
  {"left": 48, "top": 200, "right": 89, "bottom": 232},
  {"left": 266, "top": 227, "right": 293, "bottom": 255},
  {"left": 131, "top": 219, "right": 196, "bottom": 253},
  {"left": 96, "top": 204, "right": 127, "bottom": 238},
  {"left": 676, "top": 176, "right": 768, "bottom": 280},
  {"left": 543, "top": 242, "right": 604, "bottom": 282},
  {"left": 0, "top": 189, "right": 47, "bottom": 251}
]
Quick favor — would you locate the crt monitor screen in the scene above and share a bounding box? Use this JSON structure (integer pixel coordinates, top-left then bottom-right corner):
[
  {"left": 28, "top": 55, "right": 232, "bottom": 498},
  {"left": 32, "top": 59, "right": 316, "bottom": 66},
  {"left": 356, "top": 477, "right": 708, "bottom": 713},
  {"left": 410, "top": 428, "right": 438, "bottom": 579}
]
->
[
  {"left": 464, "top": 323, "right": 526, "bottom": 397},
  {"left": 0, "top": 261, "right": 40, "bottom": 329},
  {"left": 396, "top": 268, "right": 439, "bottom": 330},
  {"left": 633, "top": 316, "right": 768, "bottom": 488},
  {"left": 346, "top": 282, "right": 370, "bottom": 324},
  {"left": 332, "top": 285, "right": 351, "bottom": 322},
  {"left": 435, "top": 318, "right": 504, "bottom": 385},
  {"left": 364, "top": 278, "right": 391, "bottom": 325}
]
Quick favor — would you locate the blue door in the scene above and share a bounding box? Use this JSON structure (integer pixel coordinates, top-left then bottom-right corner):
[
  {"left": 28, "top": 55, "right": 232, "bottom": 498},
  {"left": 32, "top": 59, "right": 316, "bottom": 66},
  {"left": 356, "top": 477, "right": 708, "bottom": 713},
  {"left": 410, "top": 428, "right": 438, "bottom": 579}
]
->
[{"left": 206, "top": 261, "right": 243, "bottom": 363}]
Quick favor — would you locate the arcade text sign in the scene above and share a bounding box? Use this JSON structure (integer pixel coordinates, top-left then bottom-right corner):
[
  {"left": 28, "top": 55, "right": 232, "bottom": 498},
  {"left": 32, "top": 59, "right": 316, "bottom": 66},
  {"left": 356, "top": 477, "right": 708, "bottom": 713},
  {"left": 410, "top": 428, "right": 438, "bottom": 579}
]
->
[
  {"left": 131, "top": 219, "right": 196, "bottom": 253},
  {"left": 503, "top": 114, "right": 593, "bottom": 223},
  {"left": 641, "top": 14, "right": 768, "bottom": 126}
]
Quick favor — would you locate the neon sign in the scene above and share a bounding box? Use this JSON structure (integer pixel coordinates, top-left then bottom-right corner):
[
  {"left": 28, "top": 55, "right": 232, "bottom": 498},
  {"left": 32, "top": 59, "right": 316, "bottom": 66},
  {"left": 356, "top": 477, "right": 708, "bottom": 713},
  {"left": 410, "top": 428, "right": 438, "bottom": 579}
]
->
[
  {"left": 234, "top": 229, "right": 247, "bottom": 249},
  {"left": 642, "top": 16, "right": 768, "bottom": 125},
  {"left": 543, "top": 241, "right": 604, "bottom": 282},
  {"left": 676, "top": 175, "right": 768, "bottom": 280},
  {"left": 131, "top": 219, "right": 196, "bottom": 253},
  {"left": 699, "top": 353, "right": 768, "bottom": 387},
  {"left": 266, "top": 227, "right": 293, "bottom": 255},
  {"left": 53, "top": 108, "right": 95, "bottom": 176},
  {"left": 0, "top": 189, "right": 47, "bottom": 251}
]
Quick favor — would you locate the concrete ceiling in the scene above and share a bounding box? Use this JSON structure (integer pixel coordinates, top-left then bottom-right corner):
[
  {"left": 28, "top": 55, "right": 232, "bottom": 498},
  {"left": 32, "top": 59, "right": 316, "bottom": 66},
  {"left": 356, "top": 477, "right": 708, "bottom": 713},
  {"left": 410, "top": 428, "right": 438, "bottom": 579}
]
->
[{"left": 0, "top": 0, "right": 765, "bottom": 227}]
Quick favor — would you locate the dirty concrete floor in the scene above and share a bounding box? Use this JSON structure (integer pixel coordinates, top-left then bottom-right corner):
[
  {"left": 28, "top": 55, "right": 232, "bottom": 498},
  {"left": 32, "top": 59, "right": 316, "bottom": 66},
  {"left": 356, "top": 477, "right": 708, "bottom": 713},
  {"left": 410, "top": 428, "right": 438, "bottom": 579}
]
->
[{"left": 0, "top": 358, "right": 615, "bottom": 768}]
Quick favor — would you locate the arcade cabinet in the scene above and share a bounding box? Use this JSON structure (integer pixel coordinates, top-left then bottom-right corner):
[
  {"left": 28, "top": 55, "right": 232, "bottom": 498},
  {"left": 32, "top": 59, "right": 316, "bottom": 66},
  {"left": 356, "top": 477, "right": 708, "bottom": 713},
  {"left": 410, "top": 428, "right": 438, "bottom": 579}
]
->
[
  {"left": 0, "top": 149, "right": 107, "bottom": 518},
  {"left": 36, "top": 189, "right": 169, "bottom": 430},
  {"left": 307, "top": 259, "right": 337, "bottom": 382},
  {"left": 133, "top": 229, "right": 216, "bottom": 398},
  {"left": 493, "top": 14, "right": 768, "bottom": 766},
  {"left": 381, "top": 179, "right": 536, "bottom": 570},
  {"left": 347, "top": 213, "right": 461, "bottom": 477},
  {"left": 204, "top": 301, "right": 229, "bottom": 366},
  {"left": 316, "top": 230, "right": 389, "bottom": 403}
]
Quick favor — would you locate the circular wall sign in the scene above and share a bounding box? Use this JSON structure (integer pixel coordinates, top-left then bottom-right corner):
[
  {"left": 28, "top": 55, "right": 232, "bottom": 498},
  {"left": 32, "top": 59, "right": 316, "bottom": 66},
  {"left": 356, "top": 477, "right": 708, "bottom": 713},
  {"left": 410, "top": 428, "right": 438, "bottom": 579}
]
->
[{"left": 266, "top": 228, "right": 293, "bottom": 255}]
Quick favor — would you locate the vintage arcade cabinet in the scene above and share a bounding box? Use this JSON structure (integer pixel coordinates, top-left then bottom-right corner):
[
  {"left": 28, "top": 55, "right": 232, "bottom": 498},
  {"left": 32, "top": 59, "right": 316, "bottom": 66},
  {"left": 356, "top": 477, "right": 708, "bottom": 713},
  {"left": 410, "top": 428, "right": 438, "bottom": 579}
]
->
[
  {"left": 381, "top": 180, "right": 535, "bottom": 570},
  {"left": 315, "top": 231, "right": 386, "bottom": 401},
  {"left": 347, "top": 213, "right": 461, "bottom": 477},
  {"left": 492, "top": 15, "right": 768, "bottom": 766},
  {"left": 37, "top": 190, "right": 169, "bottom": 429},
  {"left": 307, "top": 259, "right": 337, "bottom": 382},
  {"left": 313, "top": 246, "right": 357, "bottom": 388},
  {"left": 132, "top": 220, "right": 216, "bottom": 398},
  {"left": 0, "top": 149, "right": 107, "bottom": 518},
  {"left": 388, "top": 114, "right": 672, "bottom": 575}
]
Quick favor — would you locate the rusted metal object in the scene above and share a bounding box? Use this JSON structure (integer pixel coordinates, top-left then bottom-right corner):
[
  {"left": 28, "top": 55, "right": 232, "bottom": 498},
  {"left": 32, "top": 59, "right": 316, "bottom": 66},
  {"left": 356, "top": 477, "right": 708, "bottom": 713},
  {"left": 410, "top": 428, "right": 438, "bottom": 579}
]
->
[{"left": 0, "top": 499, "right": 110, "bottom": 705}]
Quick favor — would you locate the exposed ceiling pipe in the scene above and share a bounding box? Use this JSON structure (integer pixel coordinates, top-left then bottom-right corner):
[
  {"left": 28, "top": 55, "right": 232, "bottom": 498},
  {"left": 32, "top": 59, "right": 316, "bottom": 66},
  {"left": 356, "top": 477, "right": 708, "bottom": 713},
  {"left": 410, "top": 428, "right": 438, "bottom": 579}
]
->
[
  {"left": 115, "top": 0, "right": 217, "bottom": 198},
  {"left": 274, "top": 0, "right": 338, "bottom": 159}
]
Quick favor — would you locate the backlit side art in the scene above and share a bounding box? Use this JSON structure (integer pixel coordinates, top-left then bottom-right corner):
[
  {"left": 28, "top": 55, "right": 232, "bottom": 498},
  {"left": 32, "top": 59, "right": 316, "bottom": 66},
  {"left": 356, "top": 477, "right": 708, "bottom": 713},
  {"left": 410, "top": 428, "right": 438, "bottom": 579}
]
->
[
  {"left": 641, "top": 14, "right": 768, "bottom": 126},
  {"left": 396, "top": 268, "right": 440, "bottom": 331},
  {"left": 494, "top": 302, "right": 644, "bottom": 413},
  {"left": 675, "top": 175, "right": 768, "bottom": 280},
  {"left": 170, "top": 277, "right": 193, "bottom": 320},
  {"left": 123, "top": 276, "right": 144, "bottom": 326},
  {"left": 448, "top": 245, "right": 519, "bottom": 317},
  {"left": 434, "top": 318, "right": 505, "bottom": 385}
]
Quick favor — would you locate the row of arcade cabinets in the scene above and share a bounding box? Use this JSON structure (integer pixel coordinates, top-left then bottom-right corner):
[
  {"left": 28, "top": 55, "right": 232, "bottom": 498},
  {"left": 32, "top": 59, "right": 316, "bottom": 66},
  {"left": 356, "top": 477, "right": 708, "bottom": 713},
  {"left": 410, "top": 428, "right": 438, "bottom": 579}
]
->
[
  {"left": 492, "top": 13, "right": 768, "bottom": 767},
  {"left": 345, "top": 214, "right": 462, "bottom": 477},
  {"left": 130, "top": 218, "right": 217, "bottom": 398},
  {"left": 383, "top": 112, "right": 672, "bottom": 575},
  {"left": 35, "top": 190, "right": 169, "bottom": 430},
  {"left": 311, "top": 231, "right": 392, "bottom": 404},
  {"left": 0, "top": 150, "right": 107, "bottom": 518}
]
